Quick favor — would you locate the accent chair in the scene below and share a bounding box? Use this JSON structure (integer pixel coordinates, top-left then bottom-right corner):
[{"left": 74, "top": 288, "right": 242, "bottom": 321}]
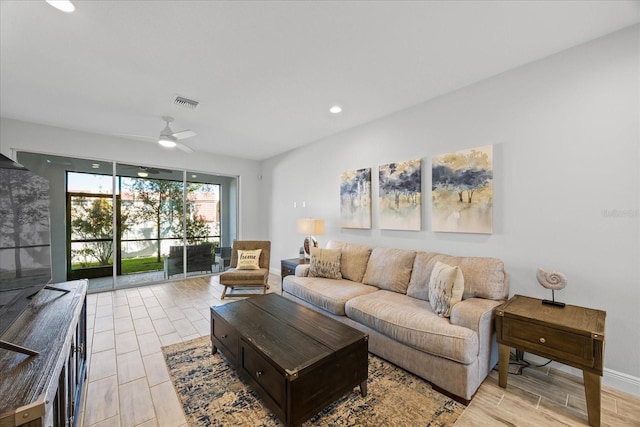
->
[{"left": 219, "top": 240, "right": 271, "bottom": 299}]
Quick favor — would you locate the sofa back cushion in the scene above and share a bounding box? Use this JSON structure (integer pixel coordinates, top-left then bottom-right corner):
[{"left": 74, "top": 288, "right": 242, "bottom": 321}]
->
[
  {"left": 326, "top": 240, "right": 372, "bottom": 282},
  {"left": 407, "top": 251, "right": 508, "bottom": 301},
  {"left": 362, "top": 247, "right": 416, "bottom": 293}
]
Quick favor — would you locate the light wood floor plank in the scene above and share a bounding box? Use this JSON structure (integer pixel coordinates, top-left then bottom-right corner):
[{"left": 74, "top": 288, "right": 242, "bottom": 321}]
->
[
  {"left": 143, "top": 351, "right": 170, "bottom": 387},
  {"left": 88, "top": 415, "right": 120, "bottom": 427},
  {"left": 117, "top": 350, "right": 145, "bottom": 384},
  {"left": 150, "top": 381, "right": 187, "bottom": 427},
  {"left": 84, "top": 376, "right": 119, "bottom": 426},
  {"left": 89, "top": 349, "right": 117, "bottom": 382},
  {"left": 114, "top": 316, "right": 134, "bottom": 335},
  {"left": 118, "top": 377, "right": 155, "bottom": 427},
  {"left": 137, "top": 331, "right": 162, "bottom": 357}
]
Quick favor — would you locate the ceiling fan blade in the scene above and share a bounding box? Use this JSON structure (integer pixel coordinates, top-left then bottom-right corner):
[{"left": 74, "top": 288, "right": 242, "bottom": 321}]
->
[
  {"left": 172, "top": 129, "right": 196, "bottom": 140},
  {"left": 113, "top": 133, "right": 156, "bottom": 142},
  {"left": 176, "top": 142, "right": 193, "bottom": 153}
]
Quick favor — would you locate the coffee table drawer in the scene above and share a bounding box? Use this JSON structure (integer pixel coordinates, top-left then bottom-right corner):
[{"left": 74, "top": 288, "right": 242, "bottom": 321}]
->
[
  {"left": 211, "top": 313, "right": 239, "bottom": 361},
  {"left": 240, "top": 339, "right": 286, "bottom": 411}
]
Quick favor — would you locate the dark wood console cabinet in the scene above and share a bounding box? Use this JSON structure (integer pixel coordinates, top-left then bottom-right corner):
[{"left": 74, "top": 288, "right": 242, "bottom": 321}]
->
[{"left": 0, "top": 280, "right": 88, "bottom": 427}]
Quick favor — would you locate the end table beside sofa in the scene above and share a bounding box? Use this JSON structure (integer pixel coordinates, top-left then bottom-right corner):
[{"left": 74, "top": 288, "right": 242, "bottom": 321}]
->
[{"left": 496, "top": 294, "right": 606, "bottom": 427}]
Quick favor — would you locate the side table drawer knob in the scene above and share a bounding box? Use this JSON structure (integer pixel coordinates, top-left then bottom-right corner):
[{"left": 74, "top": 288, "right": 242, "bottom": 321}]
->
[
  {"left": 256, "top": 370, "right": 263, "bottom": 377},
  {"left": 539, "top": 337, "right": 546, "bottom": 344}
]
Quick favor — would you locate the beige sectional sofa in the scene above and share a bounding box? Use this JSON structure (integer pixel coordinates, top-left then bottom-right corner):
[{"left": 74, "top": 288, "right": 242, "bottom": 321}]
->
[{"left": 282, "top": 240, "right": 509, "bottom": 402}]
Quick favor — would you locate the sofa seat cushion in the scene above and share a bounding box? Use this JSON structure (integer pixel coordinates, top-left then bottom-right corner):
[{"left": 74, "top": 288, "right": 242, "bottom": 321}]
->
[
  {"left": 219, "top": 268, "right": 268, "bottom": 285},
  {"left": 345, "top": 290, "right": 478, "bottom": 364},
  {"left": 283, "top": 275, "right": 378, "bottom": 316}
]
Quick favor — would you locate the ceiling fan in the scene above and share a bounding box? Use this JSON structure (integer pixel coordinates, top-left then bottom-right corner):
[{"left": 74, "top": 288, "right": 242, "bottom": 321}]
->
[
  {"left": 157, "top": 116, "right": 195, "bottom": 153},
  {"left": 114, "top": 116, "right": 195, "bottom": 153}
]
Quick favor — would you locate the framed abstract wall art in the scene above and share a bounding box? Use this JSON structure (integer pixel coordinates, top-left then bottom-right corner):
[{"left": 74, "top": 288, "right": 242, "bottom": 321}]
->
[
  {"left": 431, "top": 145, "right": 493, "bottom": 234},
  {"left": 378, "top": 158, "right": 421, "bottom": 231},
  {"left": 340, "top": 168, "right": 372, "bottom": 229}
]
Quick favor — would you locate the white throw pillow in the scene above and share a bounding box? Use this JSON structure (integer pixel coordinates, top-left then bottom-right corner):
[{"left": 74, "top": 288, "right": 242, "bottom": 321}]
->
[
  {"left": 236, "top": 249, "right": 261, "bottom": 270},
  {"left": 428, "top": 261, "right": 464, "bottom": 317}
]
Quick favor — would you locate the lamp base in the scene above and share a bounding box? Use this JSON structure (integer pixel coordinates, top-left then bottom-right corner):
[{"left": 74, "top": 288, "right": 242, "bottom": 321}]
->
[{"left": 303, "top": 236, "right": 318, "bottom": 257}]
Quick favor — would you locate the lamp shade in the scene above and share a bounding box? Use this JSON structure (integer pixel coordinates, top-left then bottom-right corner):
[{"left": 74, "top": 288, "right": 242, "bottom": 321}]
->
[{"left": 297, "top": 218, "right": 325, "bottom": 235}]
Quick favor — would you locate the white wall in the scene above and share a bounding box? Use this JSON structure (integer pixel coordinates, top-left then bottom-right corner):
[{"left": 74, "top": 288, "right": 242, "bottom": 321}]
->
[
  {"left": 262, "top": 25, "right": 640, "bottom": 394},
  {"left": 0, "top": 117, "right": 267, "bottom": 247}
]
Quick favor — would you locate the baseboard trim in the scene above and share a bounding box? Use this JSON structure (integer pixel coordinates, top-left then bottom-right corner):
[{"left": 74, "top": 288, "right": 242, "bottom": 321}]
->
[
  {"left": 524, "top": 353, "right": 640, "bottom": 397},
  {"left": 603, "top": 367, "right": 640, "bottom": 397}
]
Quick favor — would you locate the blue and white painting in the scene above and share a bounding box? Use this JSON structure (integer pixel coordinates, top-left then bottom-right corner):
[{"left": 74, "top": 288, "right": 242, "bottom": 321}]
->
[
  {"left": 378, "top": 159, "right": 421, "bottom": 231},
  {"left": 432, "top": 145, "right": 493, "bottom": 234},
  {"left": 340, "top": 168, "right": 372, "bottom": 229}
]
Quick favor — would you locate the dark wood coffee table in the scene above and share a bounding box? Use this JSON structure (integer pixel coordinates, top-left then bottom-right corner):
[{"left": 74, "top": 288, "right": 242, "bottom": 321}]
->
[{"left": 210, "top": 293, "right": 368, "bottom": 427}]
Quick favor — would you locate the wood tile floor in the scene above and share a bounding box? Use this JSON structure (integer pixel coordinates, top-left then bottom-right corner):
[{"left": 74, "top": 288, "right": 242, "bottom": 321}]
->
[{"left": 80, "top": 275, "right": 640, "bottom": 427}]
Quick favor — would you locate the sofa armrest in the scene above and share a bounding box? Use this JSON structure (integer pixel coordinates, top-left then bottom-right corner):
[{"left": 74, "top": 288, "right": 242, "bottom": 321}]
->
[
  {"left": 295, "top": 264, "right": 310, "bottom": 277},
  {"left": 449, "top": 297, "right": 504, "bottom": 333}
]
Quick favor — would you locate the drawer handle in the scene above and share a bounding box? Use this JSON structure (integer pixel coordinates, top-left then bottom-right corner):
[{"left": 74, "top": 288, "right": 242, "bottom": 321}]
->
[
  {"left": 539, "top": 337, "right": 546, "bottom": 344},
  {"left": 221, "top": 334, "right": 228, "bottom": 338},
  {"left": 256, "top": 370, "right": 263, "bottom": 378}
]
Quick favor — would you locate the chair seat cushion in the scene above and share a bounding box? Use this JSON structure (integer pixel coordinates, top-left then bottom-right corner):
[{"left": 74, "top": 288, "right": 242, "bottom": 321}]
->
[
  {"left": 345, "top": 290, "right": 478, "bottom": 364},
  {"left": 219, "top": 268, "right": 268, "bottom": 285}
]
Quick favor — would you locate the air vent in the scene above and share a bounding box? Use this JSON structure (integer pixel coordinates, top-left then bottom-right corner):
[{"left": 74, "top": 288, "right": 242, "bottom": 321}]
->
[{"left": 173, "top": 96, "right": 199, "bottom": 110}]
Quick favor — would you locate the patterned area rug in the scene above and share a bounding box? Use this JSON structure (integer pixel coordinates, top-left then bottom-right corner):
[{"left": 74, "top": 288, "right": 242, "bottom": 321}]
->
[{"left": 163, "top": 336, "right": 465, "bottom": 426}]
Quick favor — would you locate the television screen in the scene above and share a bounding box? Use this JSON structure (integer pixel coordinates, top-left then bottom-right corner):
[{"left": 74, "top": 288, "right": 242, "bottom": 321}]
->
[{"left": 0, "top": 154, "right": 51, "bottom": 338}]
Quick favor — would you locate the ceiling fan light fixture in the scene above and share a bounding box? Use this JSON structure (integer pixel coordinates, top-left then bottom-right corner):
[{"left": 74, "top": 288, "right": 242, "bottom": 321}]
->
[
  {"left": 158, "top": 134, "right": 177, "bottom": 148},
  {"left": 45, "top": 0, "right": 75, "bottom": 13},
  {"left": 137, "top": 171, "right": 149, "bottom": 178}
]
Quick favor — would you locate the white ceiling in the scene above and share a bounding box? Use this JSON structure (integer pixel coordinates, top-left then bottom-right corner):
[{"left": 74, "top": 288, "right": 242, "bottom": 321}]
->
[{"left": 1, "top": 1, "right": 638, "bottom": 161}]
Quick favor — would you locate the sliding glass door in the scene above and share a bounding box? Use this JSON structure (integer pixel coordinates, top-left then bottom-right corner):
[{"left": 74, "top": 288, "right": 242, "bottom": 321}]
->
[
  {"left": 115, "top": 164, "right": 185, "bottom": 288},
  {"left": 16, "top": 152, "right": 235, "bottom": 293},
  {"left": 185, "top": 171, "right": 222, "bottom": 274},
  {"left": 67, "top": 172, "right": 114, "bottom": 285}
]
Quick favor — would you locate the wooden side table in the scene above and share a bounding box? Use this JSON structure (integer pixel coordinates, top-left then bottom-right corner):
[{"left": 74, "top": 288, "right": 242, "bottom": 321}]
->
[{"left": 495, "top": 294, "right": 606, "bottom": 427}]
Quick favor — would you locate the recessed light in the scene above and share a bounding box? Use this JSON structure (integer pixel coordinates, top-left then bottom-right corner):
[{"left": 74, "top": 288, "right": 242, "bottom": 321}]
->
[
  {"left": 329, "top": 105, "right": 342, "bottom": 114},
  {"left": 191, "top": 174, "right": 197, "bottom": 178},
  {"left": 45, "top": 0, "right": 75, "bottom": 13},
  {"left": 91, "top": 163, "right": 100, "bottom": 169}
]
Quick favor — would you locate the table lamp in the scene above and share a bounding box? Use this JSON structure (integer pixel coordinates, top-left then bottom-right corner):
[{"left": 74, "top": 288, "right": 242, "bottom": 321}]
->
[{"left": 297, "top": 218, "right": 325, "bottom": 258}]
